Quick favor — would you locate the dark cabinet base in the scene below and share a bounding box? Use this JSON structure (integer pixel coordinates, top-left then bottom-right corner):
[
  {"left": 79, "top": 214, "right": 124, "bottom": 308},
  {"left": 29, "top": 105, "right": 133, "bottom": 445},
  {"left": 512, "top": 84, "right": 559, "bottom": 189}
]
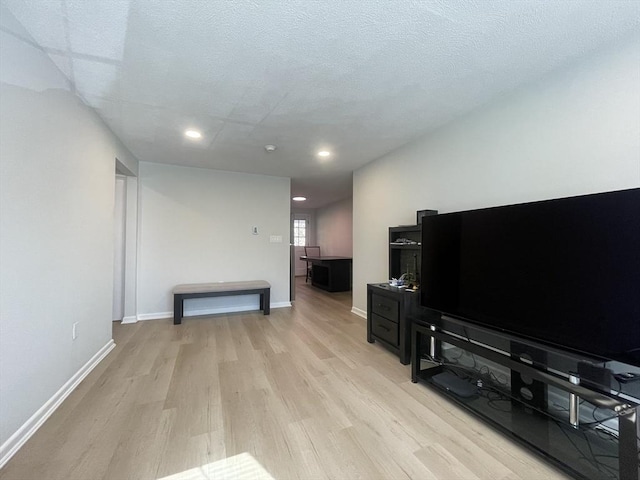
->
[
  {"left": 311, "top": 260, "right": 351, "bottom": 292},
  {"left": 303, "top": 256, "right": 352, "bottom": 292}
]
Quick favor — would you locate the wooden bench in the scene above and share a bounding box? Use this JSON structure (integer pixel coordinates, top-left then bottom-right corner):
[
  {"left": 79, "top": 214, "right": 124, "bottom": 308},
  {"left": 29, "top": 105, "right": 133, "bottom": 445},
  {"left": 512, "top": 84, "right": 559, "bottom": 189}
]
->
[{"left": 172, "top": 280, "right": 271, "bottom": 324}]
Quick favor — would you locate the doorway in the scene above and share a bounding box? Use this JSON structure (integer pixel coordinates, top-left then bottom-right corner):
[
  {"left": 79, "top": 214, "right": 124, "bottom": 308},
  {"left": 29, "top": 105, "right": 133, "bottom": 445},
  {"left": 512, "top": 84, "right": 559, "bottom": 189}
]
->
[
  {"left": 113, "top": 175, "right": 126, "bottom": 320},
  {"left": 113, "top": 159, "right": 138, "bottom": 323},
  {"left": 292, "top": 213, "right": 312, "bottom": 277}
]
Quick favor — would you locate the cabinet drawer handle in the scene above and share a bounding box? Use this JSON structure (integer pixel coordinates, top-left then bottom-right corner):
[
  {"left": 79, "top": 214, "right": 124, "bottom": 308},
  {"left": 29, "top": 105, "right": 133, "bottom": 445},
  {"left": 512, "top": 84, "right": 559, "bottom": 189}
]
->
[
  {"left": 377, "top": 324, "right": 390, "bottom": 332},
  {"left": 376, "top": 304, "right": 390, "bottom": 311}
]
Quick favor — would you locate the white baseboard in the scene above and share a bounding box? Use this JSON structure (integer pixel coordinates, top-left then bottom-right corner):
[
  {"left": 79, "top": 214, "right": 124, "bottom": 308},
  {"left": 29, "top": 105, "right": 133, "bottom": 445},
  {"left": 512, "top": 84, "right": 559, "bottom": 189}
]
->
[
  {"left": 136, "top": 311, "right": 172, "bottom": 321},
  {"left": 134, "top": 302, "right": 293, "bottom": 322},
  {"left": 272, "top": 302, "right": 292, "bottom": 309},
  {"left": 0, "top": 339, "right": 116, "bottom": 469},
  {"left": 351, "top": 306, "right": 367, "bottom": 319},
  {"left": 121, "top": 315, "right": 138, "bottom": 324}
]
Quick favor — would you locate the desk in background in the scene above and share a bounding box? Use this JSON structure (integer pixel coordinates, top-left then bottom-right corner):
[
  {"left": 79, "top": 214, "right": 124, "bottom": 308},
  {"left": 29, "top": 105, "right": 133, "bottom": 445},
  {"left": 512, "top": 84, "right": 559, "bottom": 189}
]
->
[{"left": 300, "top": 256, "right": 352, "bottom": 292}]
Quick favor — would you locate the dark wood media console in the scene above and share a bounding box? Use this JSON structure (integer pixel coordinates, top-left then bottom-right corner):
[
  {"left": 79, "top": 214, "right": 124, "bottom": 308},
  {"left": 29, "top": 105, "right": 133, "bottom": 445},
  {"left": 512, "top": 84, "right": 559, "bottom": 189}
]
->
[
  {"left": 366, "top": 283, "right": 421, "bottom": 364},
  {"left": 410, "top": 314, "right": 640, "bottom": 480}
]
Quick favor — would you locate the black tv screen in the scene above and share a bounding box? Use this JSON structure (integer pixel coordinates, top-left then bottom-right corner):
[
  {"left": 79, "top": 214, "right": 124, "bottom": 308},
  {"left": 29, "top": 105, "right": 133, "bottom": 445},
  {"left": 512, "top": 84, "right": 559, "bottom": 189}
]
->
[{"left": 421, "top": 188, "right": 640, "bottom": 366}]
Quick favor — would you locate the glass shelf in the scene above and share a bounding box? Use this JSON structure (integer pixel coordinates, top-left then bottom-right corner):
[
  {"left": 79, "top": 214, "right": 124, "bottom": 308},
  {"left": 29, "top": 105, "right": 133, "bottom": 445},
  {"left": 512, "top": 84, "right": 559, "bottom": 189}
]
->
[{"left": 411, "top": 320, "right": 639, "bottom": 480}]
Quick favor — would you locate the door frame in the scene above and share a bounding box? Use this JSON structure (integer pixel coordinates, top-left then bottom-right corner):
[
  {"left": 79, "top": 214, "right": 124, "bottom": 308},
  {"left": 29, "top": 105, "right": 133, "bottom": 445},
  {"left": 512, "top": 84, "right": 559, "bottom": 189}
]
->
[{"left": 292, "top": 213, "right": 313, "bottom": 277}]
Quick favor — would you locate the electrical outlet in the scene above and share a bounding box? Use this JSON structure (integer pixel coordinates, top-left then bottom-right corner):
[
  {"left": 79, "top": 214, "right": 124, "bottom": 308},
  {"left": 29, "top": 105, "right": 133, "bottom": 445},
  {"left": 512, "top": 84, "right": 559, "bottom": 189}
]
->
[{"left": 72, "top": 322, "right": 78, "bottom": 340}]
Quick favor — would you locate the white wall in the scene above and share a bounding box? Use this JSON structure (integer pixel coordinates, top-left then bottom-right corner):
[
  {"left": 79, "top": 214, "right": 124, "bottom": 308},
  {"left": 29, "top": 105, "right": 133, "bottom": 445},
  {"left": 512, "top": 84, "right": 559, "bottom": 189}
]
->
[
  {"left": 137, "top": 162, "right": 291, "bottom": 318},
  {"left": 316, "top": 197, "right": 353, "bottom": 257},
  {"left": 353, "top": 36, "right": 640, "bottom": 312},
  {"left": 0, "top": 5, "right": 138, "bottom": 452}
]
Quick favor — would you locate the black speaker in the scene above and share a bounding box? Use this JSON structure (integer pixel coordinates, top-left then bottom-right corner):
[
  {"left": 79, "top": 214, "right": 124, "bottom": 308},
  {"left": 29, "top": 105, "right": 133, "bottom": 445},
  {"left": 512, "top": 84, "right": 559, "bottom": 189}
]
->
[
  {"left": 416, "top": 209, "right": 438, "bottom": 224},
  {"left": 577, "top": 362, "right": 612, "bottom": 392}
]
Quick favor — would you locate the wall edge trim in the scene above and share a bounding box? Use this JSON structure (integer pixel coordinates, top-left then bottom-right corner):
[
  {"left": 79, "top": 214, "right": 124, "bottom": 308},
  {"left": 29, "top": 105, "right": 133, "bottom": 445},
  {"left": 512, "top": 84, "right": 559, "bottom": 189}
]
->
[{"left": 0, "top": 339, "right": 116, "bottom": 468}]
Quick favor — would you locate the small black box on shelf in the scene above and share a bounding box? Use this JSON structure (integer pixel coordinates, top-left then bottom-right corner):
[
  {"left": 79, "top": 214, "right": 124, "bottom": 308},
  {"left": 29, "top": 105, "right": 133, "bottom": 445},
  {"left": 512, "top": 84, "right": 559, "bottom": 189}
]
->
[
  {"left": 417, "top": 209, "right": 438, "bottom": 224},
  {"left": 577, "top": 362, "right": 612, "bottom": 391}
]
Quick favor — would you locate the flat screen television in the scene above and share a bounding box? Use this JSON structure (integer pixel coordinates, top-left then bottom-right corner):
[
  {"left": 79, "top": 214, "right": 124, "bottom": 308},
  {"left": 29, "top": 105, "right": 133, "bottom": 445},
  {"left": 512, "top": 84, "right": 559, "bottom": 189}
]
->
[{"left": 421, "top": 188, "right": 640, "bottom": 367}]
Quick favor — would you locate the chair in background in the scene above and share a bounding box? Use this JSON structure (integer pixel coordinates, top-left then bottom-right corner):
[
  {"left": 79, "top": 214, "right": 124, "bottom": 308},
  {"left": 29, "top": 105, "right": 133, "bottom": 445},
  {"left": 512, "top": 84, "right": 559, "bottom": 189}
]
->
[{"left": 304, "top": 246, "right": 321, "bottom": 283}]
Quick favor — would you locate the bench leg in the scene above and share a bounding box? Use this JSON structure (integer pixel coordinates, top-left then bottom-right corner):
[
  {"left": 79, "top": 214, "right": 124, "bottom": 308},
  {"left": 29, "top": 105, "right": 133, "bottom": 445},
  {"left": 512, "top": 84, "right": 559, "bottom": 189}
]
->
[
  {"left": 263, "top": 289, "right": 270, "bottom": 315},
  {"left": 174, "top": 294, "right": 183, "bottom": 325}
]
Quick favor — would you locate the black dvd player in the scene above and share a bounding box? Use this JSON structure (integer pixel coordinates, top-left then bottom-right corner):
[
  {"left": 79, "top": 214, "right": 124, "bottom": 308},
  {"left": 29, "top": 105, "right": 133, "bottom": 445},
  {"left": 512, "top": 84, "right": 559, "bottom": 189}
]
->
[{"left": 431, "top": 372, "right": 478, "bottom": 398}]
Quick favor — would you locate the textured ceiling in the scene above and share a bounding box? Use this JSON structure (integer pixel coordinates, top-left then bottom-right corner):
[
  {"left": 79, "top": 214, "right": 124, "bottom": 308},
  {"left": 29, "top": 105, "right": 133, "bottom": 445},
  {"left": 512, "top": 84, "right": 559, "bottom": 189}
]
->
[{"left": 3, "top": 0, "right": 639, "bottom": 208}]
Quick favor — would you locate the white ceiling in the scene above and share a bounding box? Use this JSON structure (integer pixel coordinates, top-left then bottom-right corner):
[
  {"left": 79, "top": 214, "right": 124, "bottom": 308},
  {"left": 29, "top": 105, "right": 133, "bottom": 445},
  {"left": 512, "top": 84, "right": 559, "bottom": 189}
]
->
[{"left": 3, "top": 0, "right": 639, "bottom": 208}]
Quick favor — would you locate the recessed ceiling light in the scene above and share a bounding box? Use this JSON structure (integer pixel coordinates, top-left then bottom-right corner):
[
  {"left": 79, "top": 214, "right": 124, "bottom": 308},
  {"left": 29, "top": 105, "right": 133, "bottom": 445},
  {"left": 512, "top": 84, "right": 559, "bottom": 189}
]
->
[
  {"left": 184, "top": 129, "right": 202, "bottom": 139},
  {"left": 317, "top": 150, "right": 331, "bottom": 157},
  {"left": 264, "top": 144, "right": 277, "bottom": 152},
  {"left": 292, "top": 196, "right": 307, "bottom": 202}
]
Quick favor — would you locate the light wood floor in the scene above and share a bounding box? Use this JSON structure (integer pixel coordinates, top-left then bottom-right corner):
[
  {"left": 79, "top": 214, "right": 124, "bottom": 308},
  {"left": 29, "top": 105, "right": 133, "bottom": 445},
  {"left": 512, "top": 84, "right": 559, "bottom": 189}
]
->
[{"left": 2, "top": 278, "right": 570, "bottom": 480}]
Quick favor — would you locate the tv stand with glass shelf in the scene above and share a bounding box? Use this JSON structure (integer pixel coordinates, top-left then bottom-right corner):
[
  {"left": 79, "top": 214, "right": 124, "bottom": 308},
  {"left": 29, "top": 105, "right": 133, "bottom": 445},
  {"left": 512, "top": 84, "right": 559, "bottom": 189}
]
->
[{"left": 411, "top": 314, "right": 640, "bottom": 480}]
